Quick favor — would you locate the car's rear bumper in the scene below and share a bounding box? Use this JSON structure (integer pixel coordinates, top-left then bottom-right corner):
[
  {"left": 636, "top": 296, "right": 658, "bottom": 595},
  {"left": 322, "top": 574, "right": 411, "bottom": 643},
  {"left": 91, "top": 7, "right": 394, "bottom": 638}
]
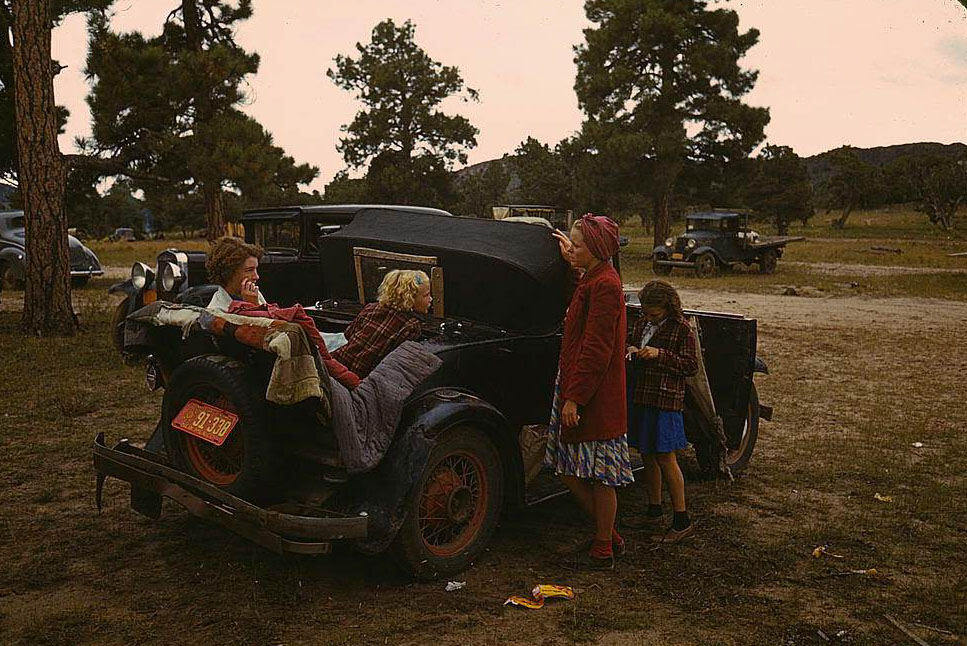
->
[
  {"left": 71, "top": 269, "right": 104, "bottom": 277},
  {"left": 93, "top": 433, "right": 368, "bottom": 554}
]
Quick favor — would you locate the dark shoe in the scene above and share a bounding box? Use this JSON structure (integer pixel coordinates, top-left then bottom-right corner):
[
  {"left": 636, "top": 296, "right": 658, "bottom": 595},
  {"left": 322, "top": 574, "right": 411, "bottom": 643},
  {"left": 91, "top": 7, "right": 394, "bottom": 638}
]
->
[
  {"left": 622, "top": 514, "right": 664, "bottom": 530},
  {"left": 564, "top": 550, "right": 615, "bottom": 571},
  {"left": 650, "top": 523, "right": 695, "bottom": 543}
]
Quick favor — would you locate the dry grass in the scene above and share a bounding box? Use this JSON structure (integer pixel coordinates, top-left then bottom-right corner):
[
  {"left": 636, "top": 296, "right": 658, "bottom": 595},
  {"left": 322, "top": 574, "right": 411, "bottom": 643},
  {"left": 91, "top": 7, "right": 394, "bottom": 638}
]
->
[
  {"left": 86, "top": 238, "right": 208, "bottom": 269},
  {"left": 0, "top": 285, "right": 964, "bottom": 646}
]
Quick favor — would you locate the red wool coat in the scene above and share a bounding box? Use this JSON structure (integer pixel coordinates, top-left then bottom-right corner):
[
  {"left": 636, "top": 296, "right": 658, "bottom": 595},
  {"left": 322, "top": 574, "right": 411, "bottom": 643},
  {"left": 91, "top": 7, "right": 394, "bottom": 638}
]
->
[{"left": 558, "top": 261, "right": 627, "bottom": 443}]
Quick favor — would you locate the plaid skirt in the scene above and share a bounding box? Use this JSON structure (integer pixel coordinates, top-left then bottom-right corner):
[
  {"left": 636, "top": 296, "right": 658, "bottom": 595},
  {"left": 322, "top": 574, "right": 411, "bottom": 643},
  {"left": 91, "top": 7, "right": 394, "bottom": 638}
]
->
[{"left": 543, "top": 373, "right": 634, "bottom": 487}]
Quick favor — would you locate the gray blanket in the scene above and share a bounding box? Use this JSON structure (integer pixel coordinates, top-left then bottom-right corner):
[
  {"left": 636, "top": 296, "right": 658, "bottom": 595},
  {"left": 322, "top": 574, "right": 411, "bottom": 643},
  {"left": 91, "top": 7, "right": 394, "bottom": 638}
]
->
[{"left": 329, "top": 340, "right": 443, "bottom": 475}]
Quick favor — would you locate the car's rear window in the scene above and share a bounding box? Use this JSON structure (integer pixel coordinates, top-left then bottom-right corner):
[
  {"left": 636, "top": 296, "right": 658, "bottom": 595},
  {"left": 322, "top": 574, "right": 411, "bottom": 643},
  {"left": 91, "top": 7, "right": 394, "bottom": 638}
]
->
[
  {"left": 8, "top": 216, "right": 24, "bottom": 229},
  {"left": 250, "top": 220, "right": 300, "bottom": 251}
]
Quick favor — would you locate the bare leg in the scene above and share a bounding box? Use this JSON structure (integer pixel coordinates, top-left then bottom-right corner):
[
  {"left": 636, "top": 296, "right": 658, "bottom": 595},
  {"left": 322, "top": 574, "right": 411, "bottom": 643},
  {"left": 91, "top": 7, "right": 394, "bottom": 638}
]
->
[
  {"left": 560, "top": 474, "right": 594, "bottom": 517},
  {"left": 656, "top": 452, "right": 686, "bottom": 512},
  {"left": 591, "top": 482, "right": 618, "bottom": 542},
  {"left": 643, "top": 453, "right": 662, "bottom": 506}
]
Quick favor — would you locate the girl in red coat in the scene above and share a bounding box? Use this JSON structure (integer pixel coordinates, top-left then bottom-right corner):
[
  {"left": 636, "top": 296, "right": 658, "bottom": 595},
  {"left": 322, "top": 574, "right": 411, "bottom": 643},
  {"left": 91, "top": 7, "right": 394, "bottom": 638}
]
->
[{"left": 544, "top": 215, "right": 634, "bottom": 570}]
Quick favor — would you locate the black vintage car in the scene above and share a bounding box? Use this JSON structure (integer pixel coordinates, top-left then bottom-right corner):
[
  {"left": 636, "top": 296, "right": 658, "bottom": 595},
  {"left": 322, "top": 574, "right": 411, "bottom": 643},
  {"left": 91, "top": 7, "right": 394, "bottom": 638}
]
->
[
  {"left": 653, "top": 211, "right": 804, "bottom": 278},
  {"left": 96, "top": 209, "right": 770, "bottom": 578},
  {"left": 0, "top": 210, "right": 104, "bottom": 289},
  {"left": 108, "top": 204, "right": 452, "bottom": 351}
]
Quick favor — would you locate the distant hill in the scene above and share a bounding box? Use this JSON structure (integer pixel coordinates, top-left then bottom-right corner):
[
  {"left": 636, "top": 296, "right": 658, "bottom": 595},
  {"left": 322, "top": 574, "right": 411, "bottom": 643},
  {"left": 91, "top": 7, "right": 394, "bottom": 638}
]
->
[
  {"left": 457, "top": 142, "right": 967, "bottom": 195},
  {"left": 803, "top": 142, "right": 967, "bottom": 187}
]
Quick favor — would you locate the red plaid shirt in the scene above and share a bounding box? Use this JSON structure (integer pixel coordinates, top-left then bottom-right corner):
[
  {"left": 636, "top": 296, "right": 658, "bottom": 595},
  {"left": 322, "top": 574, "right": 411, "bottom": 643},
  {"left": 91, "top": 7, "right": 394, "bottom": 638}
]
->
[
  {"left": 332, "top": 303, "right": 423, "bottom": 378},
  {"left": 627, "top": 315, "right": 698, "bottom": 411}
]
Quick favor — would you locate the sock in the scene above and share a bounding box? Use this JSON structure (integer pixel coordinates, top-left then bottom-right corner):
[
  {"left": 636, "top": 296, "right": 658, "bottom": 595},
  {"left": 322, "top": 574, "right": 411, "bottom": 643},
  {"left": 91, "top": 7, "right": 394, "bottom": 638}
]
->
[
  {"left": 590, "top": 538, "right": 613, "bottom": 558},
  {"left": 646, "top": 504, "right": 663, "bottom": 518},
  {"left": 611, "top": 528, "right": 624, "bottom": 548},
  {"left": 672, "top": 510, "right": 691, "bottom": 531}
]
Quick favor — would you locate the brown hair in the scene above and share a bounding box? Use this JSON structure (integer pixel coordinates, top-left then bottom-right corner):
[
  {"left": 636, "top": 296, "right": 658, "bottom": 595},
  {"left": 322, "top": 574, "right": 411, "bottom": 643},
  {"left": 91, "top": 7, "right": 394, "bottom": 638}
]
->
[
  {"left": 638, "top": 280, "right": 684, "bottom": 320},
  {"left": 205, "top": 237, "right": 263, "bottom": 287}
]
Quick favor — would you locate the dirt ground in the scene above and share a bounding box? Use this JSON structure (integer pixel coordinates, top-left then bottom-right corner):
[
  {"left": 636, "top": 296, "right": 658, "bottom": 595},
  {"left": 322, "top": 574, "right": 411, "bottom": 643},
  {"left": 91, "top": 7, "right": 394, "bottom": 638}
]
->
[{"left": 0, "top": 281, "right": 965, "bottom": 646}]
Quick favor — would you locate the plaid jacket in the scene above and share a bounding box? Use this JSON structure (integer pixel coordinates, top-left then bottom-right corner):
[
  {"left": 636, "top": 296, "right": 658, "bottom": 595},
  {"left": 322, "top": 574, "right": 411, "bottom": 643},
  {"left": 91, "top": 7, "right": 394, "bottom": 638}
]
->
[
  {"left": 332, "top": 303, "right": 423, "bottom": 378},
  {"left": 627, "top": 315, "right": 698, "bottom": 411}
]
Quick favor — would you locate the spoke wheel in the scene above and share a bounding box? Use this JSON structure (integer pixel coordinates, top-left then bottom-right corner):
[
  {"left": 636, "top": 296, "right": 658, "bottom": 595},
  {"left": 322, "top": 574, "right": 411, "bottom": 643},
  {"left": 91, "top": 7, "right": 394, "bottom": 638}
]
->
[
  {"left": 393, "top": 425, "right": 503, "bottom": 580},
  {"left": 694, "top": 253, "right": 718, "bottom": 278},
  {"left": 652, "top": 260, "right": 673, "bottom": 276},
  {"left": 418, "top": 451, "right": 488, "bottom": 558}
]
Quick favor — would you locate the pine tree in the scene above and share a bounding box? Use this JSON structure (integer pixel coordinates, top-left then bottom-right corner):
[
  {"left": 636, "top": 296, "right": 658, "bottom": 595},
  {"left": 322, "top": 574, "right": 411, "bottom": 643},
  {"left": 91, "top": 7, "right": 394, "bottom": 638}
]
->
[{"left": 574, "top": 0, "right": 769, "bottom": 246}]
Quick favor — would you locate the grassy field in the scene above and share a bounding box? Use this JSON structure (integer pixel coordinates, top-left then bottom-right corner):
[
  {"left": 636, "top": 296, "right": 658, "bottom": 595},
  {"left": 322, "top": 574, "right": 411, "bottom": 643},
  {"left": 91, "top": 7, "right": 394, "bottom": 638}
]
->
[
  {"left": 0, "top": 207, "right": 964, "bottom": 645},
  {"left": 87, "top": 238, "right": 209, "bottom": 269},
  {"left": 0, "top": 279, "right": 964, "bottom": 646}
]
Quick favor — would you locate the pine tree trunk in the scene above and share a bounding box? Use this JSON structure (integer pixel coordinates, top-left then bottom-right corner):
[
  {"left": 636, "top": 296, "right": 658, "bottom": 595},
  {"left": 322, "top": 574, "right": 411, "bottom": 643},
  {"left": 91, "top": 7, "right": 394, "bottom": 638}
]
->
[
  {"left": 204, "top": 182, "right": 226, "bottom": 242},
  {"left": 653, "top": 191, "right": 671, "bottom": 249},
  {"left": 831, "top": 203, "right": 853, "bottom": 229},
  {"left": 11, "top": 0, "right": 76, "bottom": 335}
]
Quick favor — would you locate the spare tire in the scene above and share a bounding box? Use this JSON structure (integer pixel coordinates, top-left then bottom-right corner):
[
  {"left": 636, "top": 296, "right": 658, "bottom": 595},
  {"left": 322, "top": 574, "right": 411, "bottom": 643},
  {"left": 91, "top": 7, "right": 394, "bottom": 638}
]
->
[{"left": 161, "top": 354, "right": 282, "bottom": 503}]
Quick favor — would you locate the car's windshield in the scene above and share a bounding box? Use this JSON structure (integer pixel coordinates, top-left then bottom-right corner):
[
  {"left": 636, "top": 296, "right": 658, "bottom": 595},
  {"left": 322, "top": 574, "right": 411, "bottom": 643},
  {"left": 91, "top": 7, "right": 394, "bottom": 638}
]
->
[
  {"left": 685, "top": 219, "right": 716, "bottom": 232},
  {"left": 250, "top": 219, "right": 300, "bottom": 251}
]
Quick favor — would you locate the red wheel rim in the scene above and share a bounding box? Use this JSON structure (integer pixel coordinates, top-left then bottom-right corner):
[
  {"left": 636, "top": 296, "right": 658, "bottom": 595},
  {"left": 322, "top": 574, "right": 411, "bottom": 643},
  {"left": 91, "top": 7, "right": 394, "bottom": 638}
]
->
[
  {"left": 180, "top": 393, "right": 244, "bottom": 486},
  {"left": 418, "top": 450, "right": 489, "bottom": 558}
]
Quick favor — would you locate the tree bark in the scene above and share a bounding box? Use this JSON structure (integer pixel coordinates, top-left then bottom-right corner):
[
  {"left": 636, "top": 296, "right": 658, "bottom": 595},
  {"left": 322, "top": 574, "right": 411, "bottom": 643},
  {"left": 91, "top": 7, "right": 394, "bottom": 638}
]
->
[
  {"left": 653, "top": 191, "right": 671, "bottom": 249},
  {"left": 11, "top": 0, "right": 76, "bottom": 335},
  {"left": 831, "top": 204, "right": 853, "bottom": 230},
  {"left": 182, "top": 0, "right": 225, "bottom": 241},
  {"left": 203, "top": 182, "right": 226, "bottom": 241}
]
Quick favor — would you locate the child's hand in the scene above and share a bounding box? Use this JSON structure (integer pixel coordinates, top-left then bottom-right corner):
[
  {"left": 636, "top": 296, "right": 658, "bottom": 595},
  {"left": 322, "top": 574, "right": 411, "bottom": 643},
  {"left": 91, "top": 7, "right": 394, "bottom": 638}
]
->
[
  {"left": 637, "top": 346, "right": 660, "bottom": 360},
  {"left": 561, "top": 399, "right": 580, "bottom": 427},
  {"left": 626, "top": 345, "right": 639, "bottom": 360}
]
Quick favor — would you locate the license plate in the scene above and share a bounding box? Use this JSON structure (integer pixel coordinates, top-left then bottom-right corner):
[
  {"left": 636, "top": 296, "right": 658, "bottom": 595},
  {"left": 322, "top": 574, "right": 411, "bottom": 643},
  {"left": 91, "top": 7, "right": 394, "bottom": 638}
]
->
[
  {"left": 671, "top": 253, "right": 683, "bottom": 260},
  {"left": 172, "top": 398, "right": 239, "bottom": 447}
]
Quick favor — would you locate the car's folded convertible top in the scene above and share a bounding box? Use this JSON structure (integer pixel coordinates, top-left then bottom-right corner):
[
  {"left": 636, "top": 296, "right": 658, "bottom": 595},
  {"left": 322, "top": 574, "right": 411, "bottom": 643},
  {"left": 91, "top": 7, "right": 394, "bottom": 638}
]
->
[{"left": 318, "top": 210, "right": 571, "bottom": 334}]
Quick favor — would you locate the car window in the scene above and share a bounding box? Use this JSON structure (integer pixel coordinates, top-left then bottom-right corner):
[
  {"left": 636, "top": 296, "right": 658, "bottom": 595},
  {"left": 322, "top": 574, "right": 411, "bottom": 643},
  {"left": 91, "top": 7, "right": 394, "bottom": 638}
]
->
[
  {"left": 250, "top": 220, "right": 300, "bottom": 251},
  {"left": 305, "top": 221, "right": 343, "bottom": 255}
]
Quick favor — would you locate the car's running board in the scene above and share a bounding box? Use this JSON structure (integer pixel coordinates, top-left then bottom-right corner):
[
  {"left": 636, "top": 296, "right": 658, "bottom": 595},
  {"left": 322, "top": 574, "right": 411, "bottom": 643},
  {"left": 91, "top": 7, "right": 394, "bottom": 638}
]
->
[{"left": 92, "top": 433, "right": 368, "bottom": 555}]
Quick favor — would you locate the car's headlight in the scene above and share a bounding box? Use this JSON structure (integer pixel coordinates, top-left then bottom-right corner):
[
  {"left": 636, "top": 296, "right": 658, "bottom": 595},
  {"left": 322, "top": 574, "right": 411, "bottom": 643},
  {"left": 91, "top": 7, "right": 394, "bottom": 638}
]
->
[
  {"left": 131, "top": 262, "right": 153, "bottom": 290},
  {"left": 159, "top": 261, "right": 183, "bottom": 292},
  {"left": 664, "top": 237, "right": 674, "bottom": 247},
  {"left": 687, "top": 239, "right": 697, "bottom": 249}
]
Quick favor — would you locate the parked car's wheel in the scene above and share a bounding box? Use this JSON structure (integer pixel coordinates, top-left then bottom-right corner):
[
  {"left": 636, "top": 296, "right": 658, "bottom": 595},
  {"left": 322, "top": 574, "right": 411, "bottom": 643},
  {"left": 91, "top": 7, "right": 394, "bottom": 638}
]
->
[
  {"left": 694, "top": 253, "right": 718, "bottom": 278},
  {"left": 652, "top": 260, "right": 673, "bottom": 276},
  {"left": 0, "top": 262, "right": 22, "bottom": 290},
  {"left": 758, "top": 250, "right": 778, "bottom": 274},
  {"left": 693, "top": 383, "right": 760, "bottom": 476},
  {"left": 724, "top": 383, "right": 760, "bottom": 472},
  {"left": 392, "top": 425, "right": 504, "bottom": 580},
  {"left": 161, "top": 355, "right": 282, "bottom": 503}
]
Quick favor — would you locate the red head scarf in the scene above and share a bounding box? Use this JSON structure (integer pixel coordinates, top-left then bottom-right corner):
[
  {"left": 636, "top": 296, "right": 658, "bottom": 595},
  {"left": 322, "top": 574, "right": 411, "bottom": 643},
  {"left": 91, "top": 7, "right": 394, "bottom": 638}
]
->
[{"left": 577, "top": 214, "right": 620, "bottom": 260}]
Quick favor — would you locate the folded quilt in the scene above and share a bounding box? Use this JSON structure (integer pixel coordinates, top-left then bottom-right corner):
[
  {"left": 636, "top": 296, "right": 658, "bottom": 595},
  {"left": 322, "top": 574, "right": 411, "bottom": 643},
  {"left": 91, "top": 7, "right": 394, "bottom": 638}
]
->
[{"left": 125, "top": 301, "right": 332, "bottom": 421}]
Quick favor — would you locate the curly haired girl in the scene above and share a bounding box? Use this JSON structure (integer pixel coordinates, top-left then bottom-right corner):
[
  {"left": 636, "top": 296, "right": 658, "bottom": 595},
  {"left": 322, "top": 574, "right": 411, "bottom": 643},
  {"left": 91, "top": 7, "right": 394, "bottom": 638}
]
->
[{"left": 332, "top": 269, "right": 432, "bottom": 378}]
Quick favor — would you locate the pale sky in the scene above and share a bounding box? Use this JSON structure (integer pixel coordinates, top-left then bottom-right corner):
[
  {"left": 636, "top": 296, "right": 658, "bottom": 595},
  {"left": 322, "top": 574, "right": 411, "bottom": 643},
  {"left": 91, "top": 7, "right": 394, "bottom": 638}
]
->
[{"left": 51, "top": 0, "right": 967, "bottom": 192}]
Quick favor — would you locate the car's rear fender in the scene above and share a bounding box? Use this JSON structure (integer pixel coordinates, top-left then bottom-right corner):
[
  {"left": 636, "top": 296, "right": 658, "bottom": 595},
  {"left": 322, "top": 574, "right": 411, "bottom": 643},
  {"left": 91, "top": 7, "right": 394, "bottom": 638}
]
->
[{"left": 349, "top": 389, "right": 521, "bottom": 555}]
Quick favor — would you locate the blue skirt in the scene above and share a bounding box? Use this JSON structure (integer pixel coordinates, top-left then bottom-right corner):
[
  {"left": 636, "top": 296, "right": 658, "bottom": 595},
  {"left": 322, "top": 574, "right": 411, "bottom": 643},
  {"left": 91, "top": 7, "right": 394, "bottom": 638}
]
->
[{"left": 628, "top": 405, "right": 687, "bottom": 454}]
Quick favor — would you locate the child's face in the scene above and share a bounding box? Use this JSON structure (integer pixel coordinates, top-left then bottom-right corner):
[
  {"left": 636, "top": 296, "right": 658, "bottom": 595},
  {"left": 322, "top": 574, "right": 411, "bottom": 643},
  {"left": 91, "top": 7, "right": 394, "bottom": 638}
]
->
[
  {"left": 227, "top": 256, "right": 259, "bottom": 294},
  {"left": 413, "top": 282, "right": 432, "bottom": 315},
  {"left": 641, "top": 305, "right": 667, "bottom": 324}
]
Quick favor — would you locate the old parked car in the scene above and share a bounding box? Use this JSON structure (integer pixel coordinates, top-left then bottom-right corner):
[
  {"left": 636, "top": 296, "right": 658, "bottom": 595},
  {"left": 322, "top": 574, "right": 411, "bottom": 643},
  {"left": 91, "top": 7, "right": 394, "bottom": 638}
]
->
[
  {"left": 652, "top": 211, "right": 804, "bottom": 278},
  {"left": 0, "top": 210, "right": 103, "bottom": 289},
  {"left": 108, "top": 204, "right": 453, "bottom": 352},
  {"left": 109, "top": 227, "right": 137, "bottom": 242},
  {"left": 96, "top": 209, "right": 771, "bottom": 578}
]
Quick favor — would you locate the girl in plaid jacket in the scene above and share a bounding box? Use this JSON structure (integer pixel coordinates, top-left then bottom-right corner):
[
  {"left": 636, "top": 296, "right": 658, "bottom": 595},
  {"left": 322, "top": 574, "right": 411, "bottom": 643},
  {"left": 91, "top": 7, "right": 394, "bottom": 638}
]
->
[{"left": 624, "top": 280, "right": 698, "bottom": 542}]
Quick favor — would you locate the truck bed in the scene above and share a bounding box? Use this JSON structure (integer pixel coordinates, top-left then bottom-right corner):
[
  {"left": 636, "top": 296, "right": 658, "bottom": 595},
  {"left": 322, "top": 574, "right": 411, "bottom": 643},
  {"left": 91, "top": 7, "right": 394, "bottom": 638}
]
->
[{"left": 749, "top": 235, "right": 805, "bottom": 249}]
